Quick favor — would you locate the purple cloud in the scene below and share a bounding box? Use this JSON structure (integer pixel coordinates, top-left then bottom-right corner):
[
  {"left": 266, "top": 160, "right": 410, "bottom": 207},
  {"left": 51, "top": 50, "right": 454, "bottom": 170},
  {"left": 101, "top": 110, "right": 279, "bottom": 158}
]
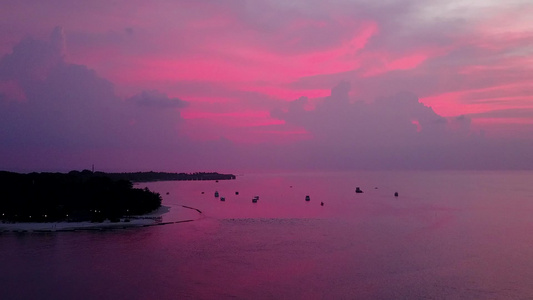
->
[
  {"left": 0, "top": 28, "right": 190, "bottom": 171},
  {"left": 126, "top": 90, "right": 188, "bottom": 109}
]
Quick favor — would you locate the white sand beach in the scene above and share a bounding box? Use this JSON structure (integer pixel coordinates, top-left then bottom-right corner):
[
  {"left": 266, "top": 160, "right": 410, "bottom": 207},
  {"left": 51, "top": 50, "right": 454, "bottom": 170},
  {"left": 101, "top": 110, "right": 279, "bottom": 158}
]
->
[{"left": 0, "top": 205, "right": 199, "bottom": 232}]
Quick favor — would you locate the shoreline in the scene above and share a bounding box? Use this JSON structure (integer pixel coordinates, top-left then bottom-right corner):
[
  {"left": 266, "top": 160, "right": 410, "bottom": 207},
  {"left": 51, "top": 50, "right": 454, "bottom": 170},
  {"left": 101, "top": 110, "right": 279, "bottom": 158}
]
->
[{"left": 0, "top": 205, "right": 198, "bottom": 233}]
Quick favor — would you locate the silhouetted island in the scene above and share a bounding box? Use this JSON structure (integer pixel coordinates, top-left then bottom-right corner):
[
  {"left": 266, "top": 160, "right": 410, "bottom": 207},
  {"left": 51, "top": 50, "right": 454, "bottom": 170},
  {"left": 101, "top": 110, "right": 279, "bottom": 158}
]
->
[
  {"left": 0, "top": 170, "right": 235, "bottom": 223},
  {"left": 0, "top": 170, "right": 164, "bottom": 223}
]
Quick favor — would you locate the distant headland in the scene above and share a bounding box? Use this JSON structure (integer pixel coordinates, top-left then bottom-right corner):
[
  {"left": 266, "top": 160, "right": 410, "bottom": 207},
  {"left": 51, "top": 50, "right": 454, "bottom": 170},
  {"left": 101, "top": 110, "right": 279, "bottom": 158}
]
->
[
  {"left": 102, "top": 171, "right": 236, "bottom": 182},
  {"left": 0, "top": 170, "right": 235, "bottom": 224}
]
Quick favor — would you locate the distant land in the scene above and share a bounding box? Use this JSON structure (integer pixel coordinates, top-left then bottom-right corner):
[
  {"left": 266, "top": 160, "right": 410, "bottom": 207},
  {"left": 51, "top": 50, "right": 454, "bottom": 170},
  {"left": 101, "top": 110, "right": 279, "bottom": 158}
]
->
[
  {"left": 101, "top": 171, "right": 237, "bottom": 182},
  {"left": 0, "top": 170, "right": 235, "bottom": 223}
]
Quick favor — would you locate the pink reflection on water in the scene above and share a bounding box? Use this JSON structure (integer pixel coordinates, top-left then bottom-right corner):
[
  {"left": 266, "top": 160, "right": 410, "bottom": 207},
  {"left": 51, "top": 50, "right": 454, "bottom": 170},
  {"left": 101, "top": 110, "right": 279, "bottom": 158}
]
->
[{"left": 133, "top": 171, "right": 533, "bottom": 299}]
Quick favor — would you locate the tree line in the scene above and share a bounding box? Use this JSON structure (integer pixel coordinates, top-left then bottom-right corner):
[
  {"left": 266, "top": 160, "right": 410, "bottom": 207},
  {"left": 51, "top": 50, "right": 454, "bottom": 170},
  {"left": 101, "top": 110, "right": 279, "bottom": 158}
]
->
[
  {"left": 102, "top": 171, "right": 236, "bottom": 182},
  {"left": 0, "top": 170, "right": 161, "bottom": 223}
]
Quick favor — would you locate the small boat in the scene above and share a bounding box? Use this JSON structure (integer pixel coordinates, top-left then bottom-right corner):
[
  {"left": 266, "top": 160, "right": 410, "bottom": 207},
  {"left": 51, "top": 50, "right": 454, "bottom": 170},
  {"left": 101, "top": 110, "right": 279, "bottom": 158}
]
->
[
  {"left": 252, "top": 197, "right": 258, "bottom": 203},
  {"left": 320, "top": 202, "right": 324, "bottom": 206},
  {"left": 235, "top": 191, "right": 239, "bottom": 195},
  {"left": 305, "top": 195, "right": 310, "bottom": 201},
  {"left": 214, "top": 191, "right": 219, "bottom": 197},
  {"left": 355, "top": 187, "right": 363, "bottom": 193},
  {"left": 220, "top": 197, "right": 225, "bottom": 201},
  {"left": 394, "top": 192, "right": 398, "bottom": 197}
]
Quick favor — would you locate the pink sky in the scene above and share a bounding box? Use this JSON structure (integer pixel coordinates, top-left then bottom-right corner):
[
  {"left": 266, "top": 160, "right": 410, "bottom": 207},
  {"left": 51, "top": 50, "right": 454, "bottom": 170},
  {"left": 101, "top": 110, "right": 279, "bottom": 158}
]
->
[{"left": 1, "top": 0, "right": 532, "bottom": 172}]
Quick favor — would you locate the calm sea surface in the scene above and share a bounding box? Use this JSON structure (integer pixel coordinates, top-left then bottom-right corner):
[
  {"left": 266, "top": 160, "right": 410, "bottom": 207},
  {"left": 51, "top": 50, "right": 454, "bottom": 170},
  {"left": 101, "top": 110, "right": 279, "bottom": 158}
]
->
[{"left": 2, "top": 171, "right": 533, "bottom": 299}]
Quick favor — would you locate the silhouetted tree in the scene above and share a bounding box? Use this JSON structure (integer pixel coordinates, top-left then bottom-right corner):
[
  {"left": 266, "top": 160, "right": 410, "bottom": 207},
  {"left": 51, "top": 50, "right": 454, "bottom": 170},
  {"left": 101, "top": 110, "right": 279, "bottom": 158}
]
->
[{"left": 0, "top": 171, "right": 161, "bottom": 222}]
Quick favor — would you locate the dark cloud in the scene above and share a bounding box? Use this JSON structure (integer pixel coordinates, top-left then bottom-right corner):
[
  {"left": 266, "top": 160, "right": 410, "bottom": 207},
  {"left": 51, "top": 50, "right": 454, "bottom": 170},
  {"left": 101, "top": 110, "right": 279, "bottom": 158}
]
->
[
  {"left": 273, "top": 82, "right": 447, "bottom": 145},
  {"left": 270, "top": 82, "right": 533, "bottom": 170},
  {"left": 126, "top": 90, "right": 188, "bottom": 109},
  {"left": 0, "top": 29, "right": 190, "bottom": 171},
  {"left": 0, "top": 38, "right": 61, "bottom": 83}
]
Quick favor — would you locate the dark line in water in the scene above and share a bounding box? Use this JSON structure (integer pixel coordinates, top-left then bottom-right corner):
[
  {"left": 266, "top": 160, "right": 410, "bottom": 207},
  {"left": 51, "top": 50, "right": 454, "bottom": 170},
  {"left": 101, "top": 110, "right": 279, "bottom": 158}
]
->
[
  {"left": 174, "top": 219, "right": 194, "bottom": 224},
  {"left": 181, "top": 205, "right": 203, "bottom": 213}
]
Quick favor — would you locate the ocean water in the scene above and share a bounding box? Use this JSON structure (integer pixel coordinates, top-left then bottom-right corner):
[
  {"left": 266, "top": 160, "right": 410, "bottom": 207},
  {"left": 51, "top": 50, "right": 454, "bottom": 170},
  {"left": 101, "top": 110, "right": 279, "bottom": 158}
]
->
[{"left": 2, "top": 171, "right": 533, "bottom": 299}]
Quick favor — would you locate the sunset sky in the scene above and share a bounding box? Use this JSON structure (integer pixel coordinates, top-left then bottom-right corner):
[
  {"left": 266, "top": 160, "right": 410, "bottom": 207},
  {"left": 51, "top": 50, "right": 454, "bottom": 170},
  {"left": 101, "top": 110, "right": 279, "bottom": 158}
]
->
[{"left": 1, "top": 0, "right": 532, "bottom": 172}]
